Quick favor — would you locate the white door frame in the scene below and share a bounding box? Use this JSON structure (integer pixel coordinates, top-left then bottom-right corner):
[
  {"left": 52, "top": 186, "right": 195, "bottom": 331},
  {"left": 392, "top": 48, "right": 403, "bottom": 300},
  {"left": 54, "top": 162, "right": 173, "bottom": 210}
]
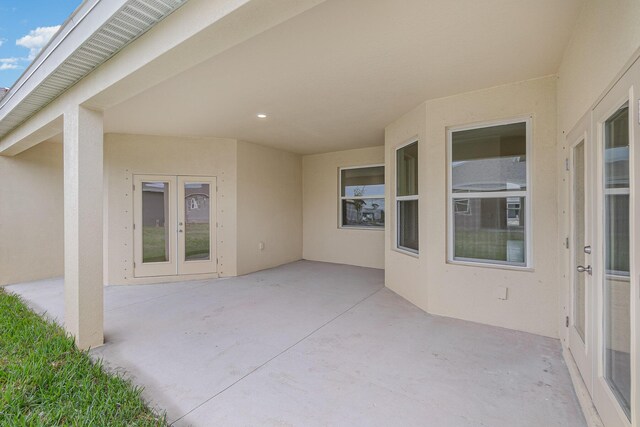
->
[
  {"left": 133, "top": 174, "right": 217, "bottom": 278},
  {"left": 567, "top": 114, "right": 594, "bottom": 395},
  {"left": 591, "top": 57, "right": 638, "bottom": 427}
]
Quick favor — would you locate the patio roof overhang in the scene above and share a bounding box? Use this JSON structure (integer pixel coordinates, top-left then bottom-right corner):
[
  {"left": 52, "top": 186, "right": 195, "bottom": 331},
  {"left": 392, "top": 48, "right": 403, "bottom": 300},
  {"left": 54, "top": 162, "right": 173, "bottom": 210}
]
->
[
  {"left": 0, "top": 0, "right": 325, "bottom": 155},
  {"left": 0, "top": 0, "right": 584, "bottom": 157}
]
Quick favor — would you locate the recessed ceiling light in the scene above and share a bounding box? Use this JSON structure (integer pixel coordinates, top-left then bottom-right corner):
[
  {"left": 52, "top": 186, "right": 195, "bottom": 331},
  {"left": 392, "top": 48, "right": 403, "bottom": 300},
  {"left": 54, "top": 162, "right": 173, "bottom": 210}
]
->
[{"left": 257, "top": 113, "right": 267, "bottom": 119}]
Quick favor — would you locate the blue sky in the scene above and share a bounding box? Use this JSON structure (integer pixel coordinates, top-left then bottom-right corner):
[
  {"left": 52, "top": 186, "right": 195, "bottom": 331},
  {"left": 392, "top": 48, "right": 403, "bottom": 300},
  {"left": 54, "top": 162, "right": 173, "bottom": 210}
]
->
[{"left": 0, "top": 0, "right": 82, "bottom": 88}]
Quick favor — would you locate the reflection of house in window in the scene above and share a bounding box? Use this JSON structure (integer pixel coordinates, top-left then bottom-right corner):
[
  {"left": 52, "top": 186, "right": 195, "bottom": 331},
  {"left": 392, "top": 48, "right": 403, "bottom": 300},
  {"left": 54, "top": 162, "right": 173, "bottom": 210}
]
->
[
  {"left": 506, "top": 198, "right": 521, "bottom": 225},
  {"left": 340, "top": 165, "right": 385, "bottom": 228},
  {"left": 189, "top": 197, "right": 199, "bottom": 210},
  {"left": 343, "top": 199, "right": 385, "bottom": 226},
  {"left": 184, "top": 186, "right": 210, "bottom": 224},
  {"left": 454, "top": 199, "right": 470, "bottom": 215},
  {"left": 142, "top": 182, "right": 168, "bottom": 228},
  {"left": 450, "top": 121, "right": 528, "bottom": 266}
]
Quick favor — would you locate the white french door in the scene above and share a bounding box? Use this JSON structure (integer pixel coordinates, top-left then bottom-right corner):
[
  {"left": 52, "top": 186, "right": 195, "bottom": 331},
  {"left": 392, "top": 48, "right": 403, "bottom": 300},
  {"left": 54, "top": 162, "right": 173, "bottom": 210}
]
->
[
  {"left": 589, "top": 58, "right": 639, "bottom": 427},
  {"left": 568, "top": 116, "right": 594, "bottom": 394},
  {"left": 133, "top": 175, "right": 217, "bottom": 278}
]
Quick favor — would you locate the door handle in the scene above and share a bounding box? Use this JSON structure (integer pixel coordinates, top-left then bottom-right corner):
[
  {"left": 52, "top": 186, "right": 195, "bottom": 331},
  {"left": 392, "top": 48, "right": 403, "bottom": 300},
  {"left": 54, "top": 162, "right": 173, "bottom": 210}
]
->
[{"left": 577, "top": 265, "right": 592, "bottom": 275}]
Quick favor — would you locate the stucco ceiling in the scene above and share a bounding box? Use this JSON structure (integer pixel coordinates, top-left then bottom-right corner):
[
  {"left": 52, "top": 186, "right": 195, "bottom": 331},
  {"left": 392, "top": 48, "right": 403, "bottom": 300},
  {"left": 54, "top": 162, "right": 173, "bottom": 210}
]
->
[{"left": 104, "top": 0, "right": 583, "bottom": 155}]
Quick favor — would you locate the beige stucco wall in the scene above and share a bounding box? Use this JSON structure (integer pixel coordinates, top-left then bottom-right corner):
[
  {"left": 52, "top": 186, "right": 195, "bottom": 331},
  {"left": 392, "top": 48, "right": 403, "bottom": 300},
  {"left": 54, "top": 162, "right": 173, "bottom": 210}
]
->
[
  {"left": 385, "top": 76, "right": 559, "bottom": 338},
  {"left": 557, "top": 0, "right": 640, "bottom": 134},
  {"left": 104, "top": 133, "right": 238, "bottom": 284},
  {"left": 302, "top": 146, "right": 385, "bottom": 269},
  {"left": 236, "top": 140, "right": 302, "bottom": 275},
  {"left": 0, "top": 141, "right": 64, "bottom": 285}
]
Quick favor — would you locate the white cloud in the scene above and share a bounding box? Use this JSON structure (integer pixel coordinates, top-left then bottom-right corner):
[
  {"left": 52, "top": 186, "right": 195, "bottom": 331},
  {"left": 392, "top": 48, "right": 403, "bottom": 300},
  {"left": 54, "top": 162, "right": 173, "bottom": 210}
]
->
[
  {"left": 16, "top": 25, "right": 60, "bottom": 59},
  {"left": 0, "top": 39, "right": 4, "bottom": 48},
  {"left": 0, "top": 57, "right": 19, "bottom": 70}
]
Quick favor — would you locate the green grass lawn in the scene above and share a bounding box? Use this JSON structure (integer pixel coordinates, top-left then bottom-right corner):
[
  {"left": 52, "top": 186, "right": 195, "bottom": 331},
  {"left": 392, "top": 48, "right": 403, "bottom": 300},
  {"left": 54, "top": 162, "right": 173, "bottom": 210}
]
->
[
  {"left": 143, "top": 224, "right": 210, "bottom": 263},
  {"left": 0, "top": 288, "right": 166, "bottom": 426},
  {"left": 454, "top": 229, "right": 524, "bottom": 262}
]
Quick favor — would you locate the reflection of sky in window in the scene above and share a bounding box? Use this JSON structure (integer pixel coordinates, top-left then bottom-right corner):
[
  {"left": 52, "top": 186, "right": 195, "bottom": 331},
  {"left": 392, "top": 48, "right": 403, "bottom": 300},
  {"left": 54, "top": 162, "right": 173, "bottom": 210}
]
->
[
  {"left": 605, "top": 146, "right": 629, "bottom": 162},
  {"left": 186, "top": 183, "right": 206, "bottom": 189},
  {"left": 144, "top": 182, "right": 166, "bottom": 188},
  {"left": 344, "top": 184, "right": 385, "bottom": 197}
]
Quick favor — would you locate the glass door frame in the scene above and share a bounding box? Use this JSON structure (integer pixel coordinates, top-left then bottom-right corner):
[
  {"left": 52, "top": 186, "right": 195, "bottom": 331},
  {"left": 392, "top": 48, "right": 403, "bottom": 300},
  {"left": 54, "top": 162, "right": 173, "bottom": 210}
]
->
[
  {"left": 133, "top": 175, "right": 178, "bottom": 278},
  {"left": 177, "top": 176, "right": 217, "bottom": 275},
  {"left": 592, "top": 59, "right": 639, "bottom": 427}
]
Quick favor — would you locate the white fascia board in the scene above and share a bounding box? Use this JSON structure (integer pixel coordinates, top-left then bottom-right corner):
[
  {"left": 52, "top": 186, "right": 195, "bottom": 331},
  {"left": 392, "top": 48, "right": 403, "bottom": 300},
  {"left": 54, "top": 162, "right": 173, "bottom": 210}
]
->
[
  {"left": 0, "top": 0, "right": 189, "bottom": 148},
  {"left": 0, "top": 0, "right": 127, "bottom": 120}
]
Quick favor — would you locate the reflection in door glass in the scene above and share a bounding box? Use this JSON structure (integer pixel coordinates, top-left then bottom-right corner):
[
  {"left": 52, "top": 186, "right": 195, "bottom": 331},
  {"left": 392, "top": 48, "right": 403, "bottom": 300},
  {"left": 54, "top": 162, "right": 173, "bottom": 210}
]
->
[
  {"left": 573, "top": 141, "right": 586, "bottom": 341},
  {"left": 603, "top": 103, "right": 631, "bottom": 419},
  {"left": 184, "top": 183, "right": 210, "bottom": 261},
  {"left": 142, "top": 182, "right": 169, "bottom": 263}
]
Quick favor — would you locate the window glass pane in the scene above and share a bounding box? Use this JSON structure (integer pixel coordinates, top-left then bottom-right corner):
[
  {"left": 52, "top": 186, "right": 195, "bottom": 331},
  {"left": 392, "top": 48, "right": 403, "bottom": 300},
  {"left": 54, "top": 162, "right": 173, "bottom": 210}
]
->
[
  {"left": 341, "top": 166, "right": 384, "bottom": 197},
  {"left": 453, "top": 197, "right": 525, "bottom": 264},
  {"left": 605, "top": 105, "right": 629, "bottom": 189},
  {"left": 397, "top": 142, "right": 418, "bottom": 196},
  {"left": 342, "top": 198, "right": 385, "bottom": 227},
  {"left": 142, "top": 182, "right": 169, "bottom": 263},
  {"left": 398, "top": 200, "right": 418, "bottom": 252},
  {"left": 184, "top": 183, "right": 211, "bottom": 261},
  {"left": 603, "top": 103, "right": 631, "bottom": 418},
  {"left": 452, "top": 122, "right": 526, "bottom": 193},
  {"left": 573, "top": 141, "right": 586, "bottom": 342}
]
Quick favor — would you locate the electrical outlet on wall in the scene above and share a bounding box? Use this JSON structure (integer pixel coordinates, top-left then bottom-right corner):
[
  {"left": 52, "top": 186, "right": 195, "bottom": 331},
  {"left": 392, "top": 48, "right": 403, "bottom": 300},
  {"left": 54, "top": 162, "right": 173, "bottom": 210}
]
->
[
  {"left": 259, "top": 241, "right": 265, "bottom": 251},
  {"left": 494, "top": 286, "right": 508, "bottom": 300}
]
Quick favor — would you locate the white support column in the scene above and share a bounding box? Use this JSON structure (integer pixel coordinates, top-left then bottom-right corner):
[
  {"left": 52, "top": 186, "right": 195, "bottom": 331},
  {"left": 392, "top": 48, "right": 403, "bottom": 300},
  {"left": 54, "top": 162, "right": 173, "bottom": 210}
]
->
[{"left": 63, "top": 105, "right": 104, "bottom": 350}]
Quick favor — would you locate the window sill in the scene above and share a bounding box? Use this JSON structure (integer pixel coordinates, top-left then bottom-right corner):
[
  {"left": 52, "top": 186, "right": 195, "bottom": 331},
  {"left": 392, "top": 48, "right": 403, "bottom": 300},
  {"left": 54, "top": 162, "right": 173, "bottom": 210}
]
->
[
  {"left": 392, "top": 247, "right": 419, "bottom": 258},
  {"left": 339, "top": 226, "right": 385, "bottom": 231},
  {"left": 447, "top": 259, "right": 534, "bottom": 272}
]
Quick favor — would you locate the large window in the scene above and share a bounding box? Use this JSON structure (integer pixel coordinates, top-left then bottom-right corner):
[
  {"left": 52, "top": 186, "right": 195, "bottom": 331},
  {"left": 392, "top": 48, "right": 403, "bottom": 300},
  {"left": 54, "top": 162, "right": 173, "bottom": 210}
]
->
[
  {"left": 396, "top": 141, "right": 419, "bottom": 253},
  {"left": 340, "top": 165, "right": 385, "bottom": 228},
  {"left": 448, "top": 119, "right": 530, "bottom": 267}
]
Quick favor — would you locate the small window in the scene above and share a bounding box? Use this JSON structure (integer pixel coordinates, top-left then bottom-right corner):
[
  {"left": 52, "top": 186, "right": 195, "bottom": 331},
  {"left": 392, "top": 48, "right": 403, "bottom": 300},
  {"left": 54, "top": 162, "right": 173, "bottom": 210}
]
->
[
  {"left": 340, "top": 165, "right": 385, "bottom": 228},
  {"left": 449, "top": 119, "right": 530, "bottom": 267},
  {"left": 396, "top": 141, "right": 419, "bottom": 253}
]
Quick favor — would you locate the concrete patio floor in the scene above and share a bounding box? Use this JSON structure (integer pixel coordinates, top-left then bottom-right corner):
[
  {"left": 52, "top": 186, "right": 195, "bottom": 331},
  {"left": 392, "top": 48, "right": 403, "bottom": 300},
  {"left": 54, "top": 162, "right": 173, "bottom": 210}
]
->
[{"left": 7, "top": 261, "right": 585, "bottom": 426}]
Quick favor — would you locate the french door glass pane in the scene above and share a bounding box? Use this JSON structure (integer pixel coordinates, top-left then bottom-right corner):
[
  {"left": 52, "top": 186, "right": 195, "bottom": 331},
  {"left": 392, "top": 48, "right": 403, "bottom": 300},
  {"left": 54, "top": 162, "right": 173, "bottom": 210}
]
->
[
  {"left": 603, "top": 103, "right": 631, "bottom": 419},
  {"left": 397, "top": 199, "right": 418, "bottom": 251},
  {"left": 142, "top": 182, "right": 169, "bottom": 263},
  {"left": 573, "top": 141, "right": 586, "bottom": 341},
  {"left": 453, "top": 197, "right": 525, "bottom": 265},
  {"left": 184, "top": 183, "right": 211, "bottom": 261}
]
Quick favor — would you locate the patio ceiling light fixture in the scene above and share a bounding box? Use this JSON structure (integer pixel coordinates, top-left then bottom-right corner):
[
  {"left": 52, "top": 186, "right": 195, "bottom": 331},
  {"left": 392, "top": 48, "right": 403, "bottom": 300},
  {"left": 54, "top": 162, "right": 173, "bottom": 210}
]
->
[{"left": 257, "top": 113, "right": 267, "bottom": 119}]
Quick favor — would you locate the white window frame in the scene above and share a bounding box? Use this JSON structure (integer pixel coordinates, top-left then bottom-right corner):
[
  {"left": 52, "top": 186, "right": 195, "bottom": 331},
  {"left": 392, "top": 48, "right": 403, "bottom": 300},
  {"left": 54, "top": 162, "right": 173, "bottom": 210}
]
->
[
  {"left": 395, "top": 139, "right": 419, "bottom": 256},
  {"left": 338, "top": 164, "right": 385, "bottom": 230},
  {"left": 447, "top": 116, "right": 533, "bottom": 269}
]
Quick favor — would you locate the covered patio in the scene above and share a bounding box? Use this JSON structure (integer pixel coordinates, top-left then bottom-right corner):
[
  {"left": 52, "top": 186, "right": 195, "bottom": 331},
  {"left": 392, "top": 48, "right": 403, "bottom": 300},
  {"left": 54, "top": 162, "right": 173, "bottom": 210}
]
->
[{"left": 8, "top": 261, "right": 584, "bottom": 426}]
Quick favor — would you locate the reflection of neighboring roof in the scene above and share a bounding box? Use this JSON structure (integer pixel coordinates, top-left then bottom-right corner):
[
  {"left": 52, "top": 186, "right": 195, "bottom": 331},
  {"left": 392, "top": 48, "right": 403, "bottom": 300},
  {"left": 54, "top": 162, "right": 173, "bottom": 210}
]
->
[
  {"left": 605, "top": 146, "right": 629, "bottom": 162},
  {"left": 452, "top": 157, "right": 526, "bottom": 192}
]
